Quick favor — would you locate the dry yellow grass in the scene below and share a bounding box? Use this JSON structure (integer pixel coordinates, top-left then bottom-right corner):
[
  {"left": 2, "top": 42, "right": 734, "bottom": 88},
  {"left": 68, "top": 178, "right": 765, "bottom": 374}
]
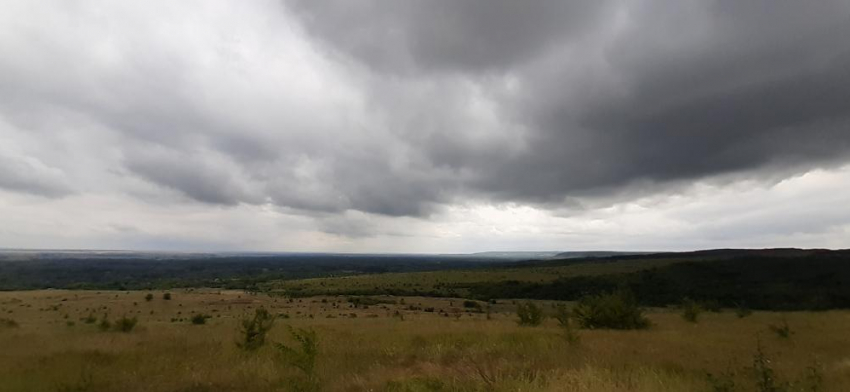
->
[{"left": 1, "top": 290, "right": 848, "bottom": 391}]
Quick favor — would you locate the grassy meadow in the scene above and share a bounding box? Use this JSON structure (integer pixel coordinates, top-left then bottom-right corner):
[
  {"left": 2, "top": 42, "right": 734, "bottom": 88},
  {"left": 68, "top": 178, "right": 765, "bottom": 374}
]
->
[
  {"left": 1, "top": 289, "right": 848, "bottom": 391},
  {"left": 270, "top": 257, "right": 687, "bottom": 298}
]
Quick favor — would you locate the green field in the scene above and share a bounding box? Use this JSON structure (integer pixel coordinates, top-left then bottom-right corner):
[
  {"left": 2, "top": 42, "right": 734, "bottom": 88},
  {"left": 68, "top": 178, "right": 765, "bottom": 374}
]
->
[{"left": 270, "top": 257, "right": 685, "bottom": 298}]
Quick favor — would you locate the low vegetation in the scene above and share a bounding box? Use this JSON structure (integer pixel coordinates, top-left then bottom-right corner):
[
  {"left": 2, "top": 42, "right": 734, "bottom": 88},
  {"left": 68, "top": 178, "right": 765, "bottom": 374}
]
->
[
  {"left": 573, "top": 290, "right": 650, "bottom": 330},
  {"left": 0, "top": 317, "right": 18, "bottom": 328},
  {"left": 237, "top": 307, "right": 275, "bottom": 351},
  {"left": 1, "top": 289, "right": 849, "bottom": 391},
  {"left": 275, "top": 326, "right": 320, "bottom": 391},
  {"left": 516, "top": 301, "right": 545, "bottom": 326},
  {"left": 681, "top": 298, "right": 703, "bottom": 323}
]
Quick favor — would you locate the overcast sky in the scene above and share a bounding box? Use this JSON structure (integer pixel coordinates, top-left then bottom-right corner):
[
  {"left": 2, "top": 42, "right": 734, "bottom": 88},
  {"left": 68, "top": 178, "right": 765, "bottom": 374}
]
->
[{"left": 1, "top": 1, "right": 849, "bottom": 253}]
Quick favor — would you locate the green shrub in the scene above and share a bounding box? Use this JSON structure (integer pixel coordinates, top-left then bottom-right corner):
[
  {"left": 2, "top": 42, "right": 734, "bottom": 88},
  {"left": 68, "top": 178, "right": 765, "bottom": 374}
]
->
[
  {"left": 516, "top": 301, "right": 544, "bottom": 326},
  {"left": 736, "top": 303, "right": 754, "bottom": 318},
  {"left": 751, "top": 340, "right": 788, "bottom": 392},
  {"left": 554, "top": 304, "right": 571, "bottom": 327},
  {"left": 462, "top": 300, "right": 482, "bottom": 310},
  {"left": 553, "top": 304, "right": 580, "bottom": 345},
  {"left": 0, "top": 318, "right": 19, "bottom": 328},
  {"left": 237, "top": 308, "right": 275, "bottom": 351},
  {"left": 113, "top": 316, "right": 138, "bottom": 332},
  {"left": 83, "top": 314, "right": 97, "bottom": 324},
  {"left": 573, "top": 290, "right": 650, "bottom": 330},
  {"left": 681, "top": 298, "right": 703, "bottom": 323},
  {"left": 144, "top": 293, "right": 154, "bottom": 302},
  {"left": 275, "top": 326, "right": 320, "bottom": 391},
  {"left": 191, "top": 314, "right": 210, "bottom": 325},
  {"left": 97, "top": 316, "right": 112, "bottom": 331}
]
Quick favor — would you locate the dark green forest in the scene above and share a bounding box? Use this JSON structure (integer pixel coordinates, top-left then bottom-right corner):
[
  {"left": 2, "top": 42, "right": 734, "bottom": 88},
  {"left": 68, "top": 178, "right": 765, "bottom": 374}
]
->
[
  {"left": 467, "top": 250, "right": 850, "bottom": 310},
  {"left": 2, "top": 249, "right": 849, "bottom": 310}
]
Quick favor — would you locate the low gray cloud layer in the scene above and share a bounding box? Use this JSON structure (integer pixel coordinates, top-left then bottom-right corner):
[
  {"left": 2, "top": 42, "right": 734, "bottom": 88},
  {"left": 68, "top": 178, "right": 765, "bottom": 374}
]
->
[{"left": 0, "top": 0, "right": 849, "bottom": 250}]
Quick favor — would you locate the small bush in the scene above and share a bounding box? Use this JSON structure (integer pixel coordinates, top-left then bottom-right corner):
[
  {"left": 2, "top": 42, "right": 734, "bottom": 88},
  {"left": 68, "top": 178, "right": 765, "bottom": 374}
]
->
[
  {"left": 0, "top": 318, "right": 19, "bottom": 328},
  {"left": 573, "top": 290, "right": 650, "bottom": 330},
  {"left": 516, "top": 301, "right": 544, "bottom": 326},
  {"left": 83, "top": 314, "right": 97, "bottom": 324},
  {"left": 768, "top": 318, "right": 793, "bottom": 339},
  {"left": 191, "top": 314, "right": 211, "bottom": 325},
  {"left": 237, "top": 308, "right": 275, "bottom": 351},
  {"left": 144, "top": 293, "right": 154, "bottom": 302},
  {"left": 554, "top": 304, "right": 570, "bottom": 327},
  {"left": 681, "top": 298, "right": 703, "bottom": 323},
  {"left": 113, "top": 316, "right": 138, "bottom": 332},
  {"left": 97, "top": 316, "right": 112, "bottom": 331},
  {"left": 275, "top": 326, "right": 320, "bottom": 391},
  {"left": 751, "top": 340, "right": 788, "bottom": 392},
  {"left": 551, "top": 304, "right": 580, "bottom": 345},
  {"left": 736, "top": 304, "right": 754, "bottom": 318},
  {"left": 462, "top": 300, "right": 482, "bottom": 310},
  {"left": 163, "top": 293, "right": 172, "bottom": 300}
]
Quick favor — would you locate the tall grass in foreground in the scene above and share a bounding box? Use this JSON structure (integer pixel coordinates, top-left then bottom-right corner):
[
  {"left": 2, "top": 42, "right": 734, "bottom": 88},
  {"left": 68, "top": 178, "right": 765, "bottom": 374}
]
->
[{"left": 1, "top": 290, "right": 849, "bottom": 392}]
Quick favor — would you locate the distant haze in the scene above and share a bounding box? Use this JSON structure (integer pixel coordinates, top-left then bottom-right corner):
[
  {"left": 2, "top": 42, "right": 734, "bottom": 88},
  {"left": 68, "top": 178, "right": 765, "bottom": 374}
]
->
[{"left": 1, "top": 1, "right": 849, "bottom": 252}]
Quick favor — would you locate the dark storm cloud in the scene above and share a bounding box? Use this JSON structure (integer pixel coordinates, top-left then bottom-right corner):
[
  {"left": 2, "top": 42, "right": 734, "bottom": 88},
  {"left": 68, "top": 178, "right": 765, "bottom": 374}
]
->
[
  {"left": 2, "top": 0, "right": 850, "bottom": 221},
  {"left": 286, "top": 0, "right": 850, "bottom": 207},
  {"left": 286, "top": 0, "right": 614, "bottom": 73}
]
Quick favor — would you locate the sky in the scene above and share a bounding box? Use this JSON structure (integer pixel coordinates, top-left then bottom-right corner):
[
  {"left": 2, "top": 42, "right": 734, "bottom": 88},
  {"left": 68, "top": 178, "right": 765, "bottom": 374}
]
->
[{"left": 1, "top": 0, "right": 849, "bottom": 253}]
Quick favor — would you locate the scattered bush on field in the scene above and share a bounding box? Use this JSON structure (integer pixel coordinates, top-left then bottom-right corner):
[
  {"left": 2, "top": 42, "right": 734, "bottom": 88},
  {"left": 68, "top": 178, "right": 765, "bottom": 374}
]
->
[
  {"left": 191, "top": 314, "right": 211, "bottom": 325},
  {"left": 113, "top": 316, "right": 138, "bottom": 332},
  {"left": 516, "top": 301, "right": 544, "bottom": 326},
  {"left": 681, "top": 298, "right": 703, "bottom": 323},
  {"left": 144, "top": 293, "right": 154, "bottom": 302},
  {"left": 275, "top": 326, "right": 320, "bottom": 391},
  {"left": 237, "top": 307, "right": 275, "bottom": 351},
  {"left": 0, "top": 318, "right": 19, "bottom": 328},
  {"left": 573, "top": 290, "right": 650, "bottom": 330},
  {"left": 768, "top": 318, "right": 794, "bottom": 339},
  {"left": 554, "top": 304, "right": 580, "bottom": 345},
  {"left": 97, "top": 316, "right": 111, "bottom": 332},
  {"left": 750, "top": 340, "right": 788, "bottom": 392},
  {"left": 554, "top": 304, "right": 570, "bottom": 328},
  {"left": 736, "top": 303, "right": 754, "bottom": 318},
  {"left": 347, "top": 296, "right": 395, "bottom": 308},
  {"left": 163, "top": 293, "right": 172, "bottom": 300}
]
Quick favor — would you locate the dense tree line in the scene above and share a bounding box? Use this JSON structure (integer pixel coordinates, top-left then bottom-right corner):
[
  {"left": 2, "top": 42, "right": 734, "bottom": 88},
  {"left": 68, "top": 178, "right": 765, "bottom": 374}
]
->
[
  {"left": 467, "top": 252, "right": 850, "bottom": 310},
  {"left": 0, "top": 255, "right": 495, "bottom": 291}
]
